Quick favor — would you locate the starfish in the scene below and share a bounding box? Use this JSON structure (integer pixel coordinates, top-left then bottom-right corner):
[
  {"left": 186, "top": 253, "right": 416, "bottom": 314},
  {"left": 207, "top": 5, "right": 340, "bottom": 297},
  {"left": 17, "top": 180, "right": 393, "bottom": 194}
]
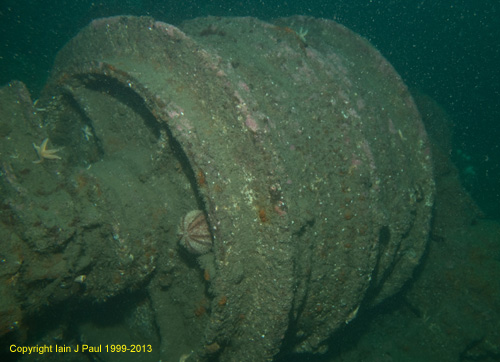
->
[
  {"left": 297, "top": 27, "right": 308, "bottom": 43},
  {"left": 33, "top": 138, "right": 61, "bottom": 163},
  {"left": 82, "top": 125, "right": 93, "bottom": 141}
]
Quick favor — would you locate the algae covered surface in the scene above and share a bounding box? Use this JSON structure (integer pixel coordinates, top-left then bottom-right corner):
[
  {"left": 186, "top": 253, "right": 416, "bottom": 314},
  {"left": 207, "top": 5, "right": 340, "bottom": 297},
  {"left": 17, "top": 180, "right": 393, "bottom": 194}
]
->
[{"left": 0, "top": 14, "right": 496, "bottom": 362}]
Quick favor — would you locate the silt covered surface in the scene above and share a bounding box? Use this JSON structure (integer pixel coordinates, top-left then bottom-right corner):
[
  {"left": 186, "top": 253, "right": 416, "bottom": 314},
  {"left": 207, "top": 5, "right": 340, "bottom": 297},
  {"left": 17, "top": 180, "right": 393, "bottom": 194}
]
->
[{"left": 0, "top": 15, "right": 433, "bottom": 361}]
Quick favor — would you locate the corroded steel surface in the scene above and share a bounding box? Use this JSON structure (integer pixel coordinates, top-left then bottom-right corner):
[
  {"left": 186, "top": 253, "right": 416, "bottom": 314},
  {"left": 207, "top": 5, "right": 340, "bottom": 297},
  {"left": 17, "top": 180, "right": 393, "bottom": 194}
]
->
[{"left": 0, "top": 15, "right": 434, "bottom": 361}]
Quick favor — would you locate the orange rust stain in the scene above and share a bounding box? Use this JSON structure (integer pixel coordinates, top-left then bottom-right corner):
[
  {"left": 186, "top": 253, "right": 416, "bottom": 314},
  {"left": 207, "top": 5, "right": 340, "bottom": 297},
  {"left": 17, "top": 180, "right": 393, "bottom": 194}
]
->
[
  {"left": 194, "top": 305, "right": 206, "bottom": 317},
  {"left": 74, "top": 174, "right": 89, "bottom": 192},
  {"left": 105, "top": 64, "right": 117, "bottom": 71},
  {"left": 218, "top": 296, "right": 227, "bottom": 306},
  {"left": 272, "top": 26, "right": 307, "bottom": 51},
  {"left": 274, "top": 26, "right": 296, "bottom": 35},
  {"left": 204, "top": 269, "right": 210, "bottom": 281},
  {"left": 197, "top": 170, "right": 206, "bottom": 187},
  {"left": 258, "top": 208, "right": 268, "bottom": 223},
  {"left": 344, "top": 210, "right": 353, "bottom": 220}
]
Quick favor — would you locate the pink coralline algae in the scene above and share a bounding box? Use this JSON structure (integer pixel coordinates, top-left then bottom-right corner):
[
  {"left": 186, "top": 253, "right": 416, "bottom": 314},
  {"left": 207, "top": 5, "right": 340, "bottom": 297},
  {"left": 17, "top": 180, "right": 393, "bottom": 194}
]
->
[{"left": 245, "top": 115, "right": 259, "bottom": 132}]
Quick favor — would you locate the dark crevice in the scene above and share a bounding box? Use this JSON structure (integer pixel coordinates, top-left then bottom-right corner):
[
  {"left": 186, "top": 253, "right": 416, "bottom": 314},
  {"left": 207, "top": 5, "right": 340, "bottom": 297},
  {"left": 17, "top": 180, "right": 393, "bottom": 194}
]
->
[{"left": 78, "top": 74, "right": 161, "bottom": 140}]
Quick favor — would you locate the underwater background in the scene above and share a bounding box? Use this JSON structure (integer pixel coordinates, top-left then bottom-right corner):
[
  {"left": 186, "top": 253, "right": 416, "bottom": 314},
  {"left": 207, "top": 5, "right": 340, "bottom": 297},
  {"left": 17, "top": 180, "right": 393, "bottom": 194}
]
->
[{"left": 1, "top": 0, "right": 498, "bottom": 218}]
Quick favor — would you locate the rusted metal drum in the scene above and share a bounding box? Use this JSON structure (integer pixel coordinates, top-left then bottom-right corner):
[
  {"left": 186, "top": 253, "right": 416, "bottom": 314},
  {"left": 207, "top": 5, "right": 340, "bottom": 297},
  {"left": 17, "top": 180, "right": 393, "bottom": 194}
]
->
[{"left": 9, "top": 15, "right": 433, "bottom": 361}]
